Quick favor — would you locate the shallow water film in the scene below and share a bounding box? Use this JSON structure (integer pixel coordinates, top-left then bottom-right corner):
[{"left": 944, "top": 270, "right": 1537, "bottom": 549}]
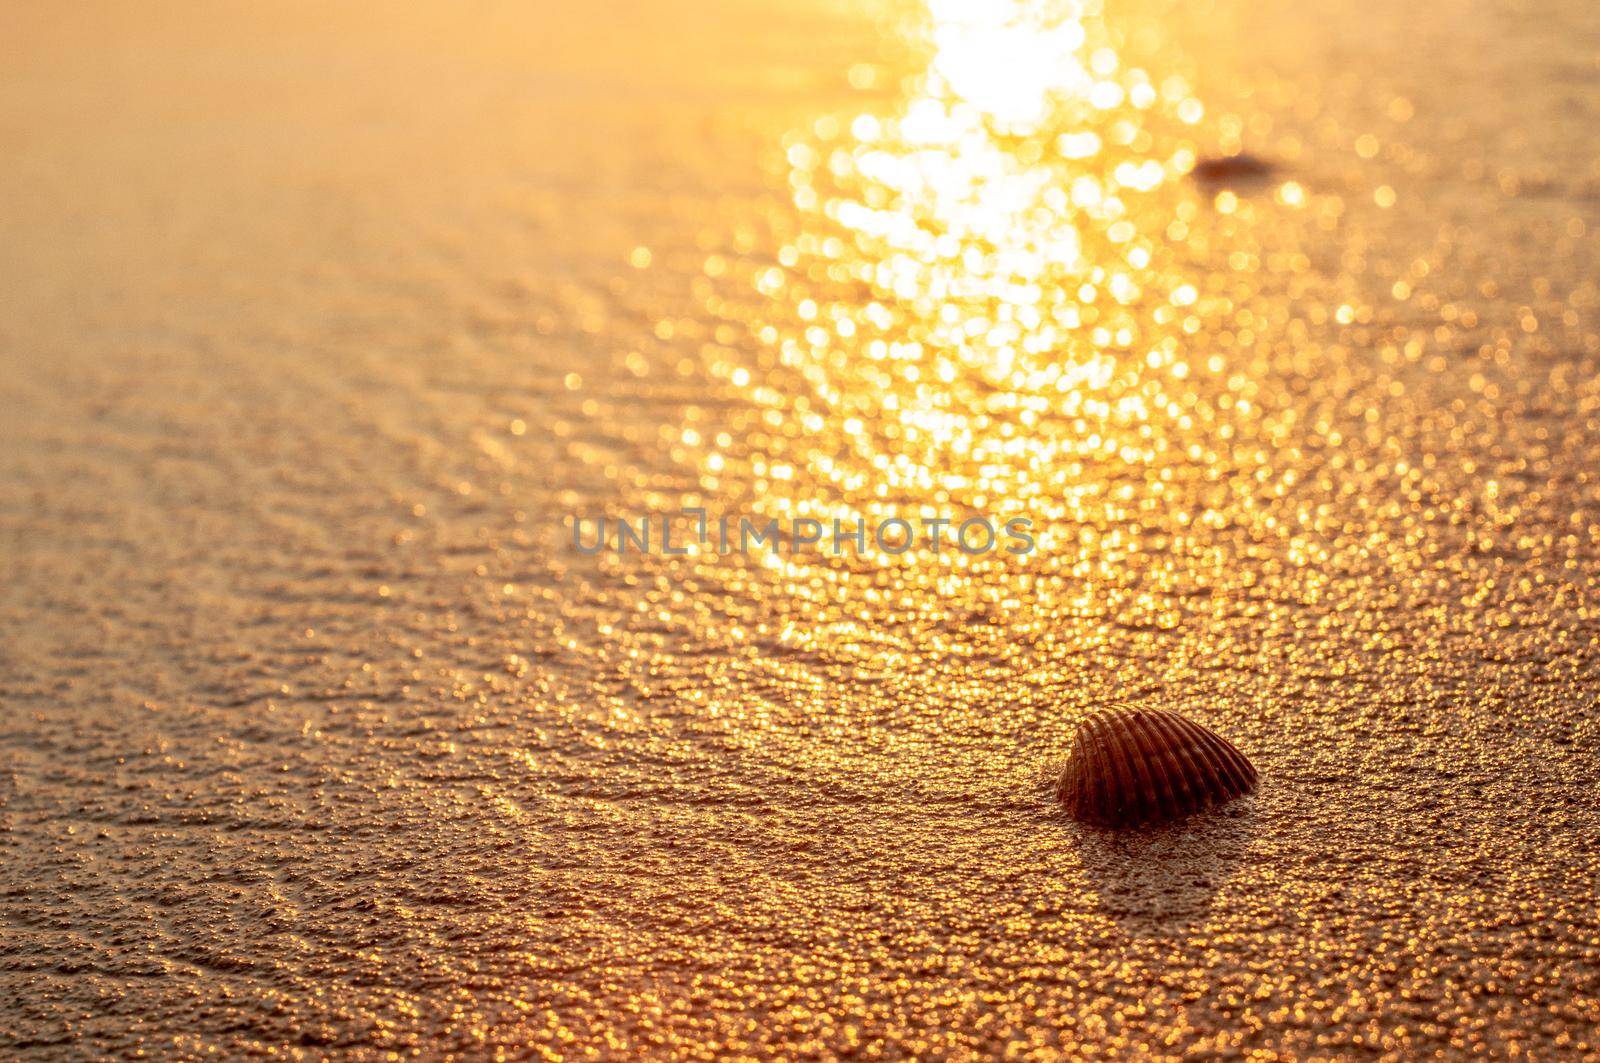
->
[{"left": 4, "top": 0, "right": 1600, "bottom": 1057}]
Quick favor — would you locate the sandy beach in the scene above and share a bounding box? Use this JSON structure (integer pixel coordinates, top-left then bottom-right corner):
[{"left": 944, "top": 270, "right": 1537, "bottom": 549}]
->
[{"left": 3, "top": 0, "right": 1600, "bottom": 1056}]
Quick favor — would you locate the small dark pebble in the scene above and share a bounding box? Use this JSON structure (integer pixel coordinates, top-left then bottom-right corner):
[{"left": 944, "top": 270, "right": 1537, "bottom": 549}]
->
[{"left": 1190, "top": 153, "right": 1276, "bottom": 184}]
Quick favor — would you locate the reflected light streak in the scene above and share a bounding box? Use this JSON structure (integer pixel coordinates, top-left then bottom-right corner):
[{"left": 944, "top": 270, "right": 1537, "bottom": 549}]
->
[{"left": 697, "top": 0, "right": 1266, "bottom": 565}]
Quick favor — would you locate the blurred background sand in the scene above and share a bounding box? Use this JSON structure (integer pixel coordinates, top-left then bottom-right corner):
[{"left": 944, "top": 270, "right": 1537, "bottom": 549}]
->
[{"left": 3, "top": 0, "right": 1600, "bottom": 1056}]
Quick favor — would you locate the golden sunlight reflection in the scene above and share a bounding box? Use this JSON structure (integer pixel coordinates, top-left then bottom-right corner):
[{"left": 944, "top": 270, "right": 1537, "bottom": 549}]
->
[{"left": 694, "top": 0, "right": 1294, "bottom": 567}]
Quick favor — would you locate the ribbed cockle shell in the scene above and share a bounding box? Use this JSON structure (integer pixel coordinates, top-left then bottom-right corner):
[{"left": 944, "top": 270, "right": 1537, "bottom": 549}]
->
[{"left": 1057, "top": 706, "right": 1258, "bottom": 827}]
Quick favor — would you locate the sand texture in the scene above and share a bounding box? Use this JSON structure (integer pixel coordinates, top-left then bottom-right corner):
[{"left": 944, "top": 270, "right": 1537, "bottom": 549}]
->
[{"left": 3, "top": 0, "right": 1600, "bottom": 1057}]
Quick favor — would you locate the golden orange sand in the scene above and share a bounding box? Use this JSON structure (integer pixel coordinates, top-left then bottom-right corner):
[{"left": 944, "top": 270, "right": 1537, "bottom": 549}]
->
[{"left": 2, "top": 0, "right": 1599, "bottom": 1057}]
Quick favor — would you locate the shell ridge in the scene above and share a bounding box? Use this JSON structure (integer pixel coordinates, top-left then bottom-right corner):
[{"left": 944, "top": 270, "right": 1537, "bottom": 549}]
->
[
  {"left": 1087, "top": 710, "right": 1124, "bottom": 823},
  {"left": 1188, "top": 713, "right": 1257, "bottom": 796},
  {"left": 1110, "top": 710, "right": 1155, "bottom": 822},
  {"left": 1166, "top": 712, "right": 1248, "bottom": 807},
  {"left": 1153, "top": 709, "right": 1210, "bottom": 820},
  {"left": 1085, "top": 709, "right": 1126, "bottom": 824},
  {"left": 1125, "top": 710, "right": 1172, "bottom": 821},
  {"left": 1162, "top": 712, "right": 1232, "bottom": 804},
  {"left": 1107, "top": 714, "right": 1145, "bottom": 819},
  {"left": 1174, "top": 713, "right": 1256, "bottom": 802},
  {"left": 1059, "top": 706, "right": 1258, "bottom": 827},
  {"left": 1144, "top": 709, "right": 1203, "bottom": 819},
  {"left": 1060, "top": 711, "right": 1101, "bottom": 819}
]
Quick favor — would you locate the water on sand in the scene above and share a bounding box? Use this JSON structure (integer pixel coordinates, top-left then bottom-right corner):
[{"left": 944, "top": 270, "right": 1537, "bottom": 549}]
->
[{"left": 3, "top": 0, "right": 1600, "bottom": 1056}]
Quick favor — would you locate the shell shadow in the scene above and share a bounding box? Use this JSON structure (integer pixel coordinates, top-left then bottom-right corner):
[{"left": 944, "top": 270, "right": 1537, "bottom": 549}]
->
[{"left": 1065, "top": 799, "right": 1258, "bottom": 934}]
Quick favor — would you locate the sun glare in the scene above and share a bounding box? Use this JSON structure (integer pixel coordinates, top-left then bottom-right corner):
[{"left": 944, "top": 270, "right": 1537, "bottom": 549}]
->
[{"left": 700, "top": 0, "right": 1228, "bottom": 540}]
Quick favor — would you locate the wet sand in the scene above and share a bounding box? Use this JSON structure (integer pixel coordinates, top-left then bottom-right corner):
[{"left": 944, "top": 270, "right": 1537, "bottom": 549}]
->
[{"left": 3, "top": 0, "right": 1600, "bottom": 1057}]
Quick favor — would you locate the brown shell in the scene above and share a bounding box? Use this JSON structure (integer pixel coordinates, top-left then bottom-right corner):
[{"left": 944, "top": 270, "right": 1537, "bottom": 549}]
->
[
  {"left": 1190, "top": 153, "right": 1275, "bottom": 184},
  {"left": 1057, "top": 706, "right": 1258, "bottom": 827}
]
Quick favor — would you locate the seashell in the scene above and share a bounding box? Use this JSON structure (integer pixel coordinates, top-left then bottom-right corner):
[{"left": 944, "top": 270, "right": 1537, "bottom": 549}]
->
[
  {"left": 1190, "top": 153, "right": 1275, "bottom": 184},
  {"left": 1057, "top": 706, "right": 1257, "bottom": 827}
]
